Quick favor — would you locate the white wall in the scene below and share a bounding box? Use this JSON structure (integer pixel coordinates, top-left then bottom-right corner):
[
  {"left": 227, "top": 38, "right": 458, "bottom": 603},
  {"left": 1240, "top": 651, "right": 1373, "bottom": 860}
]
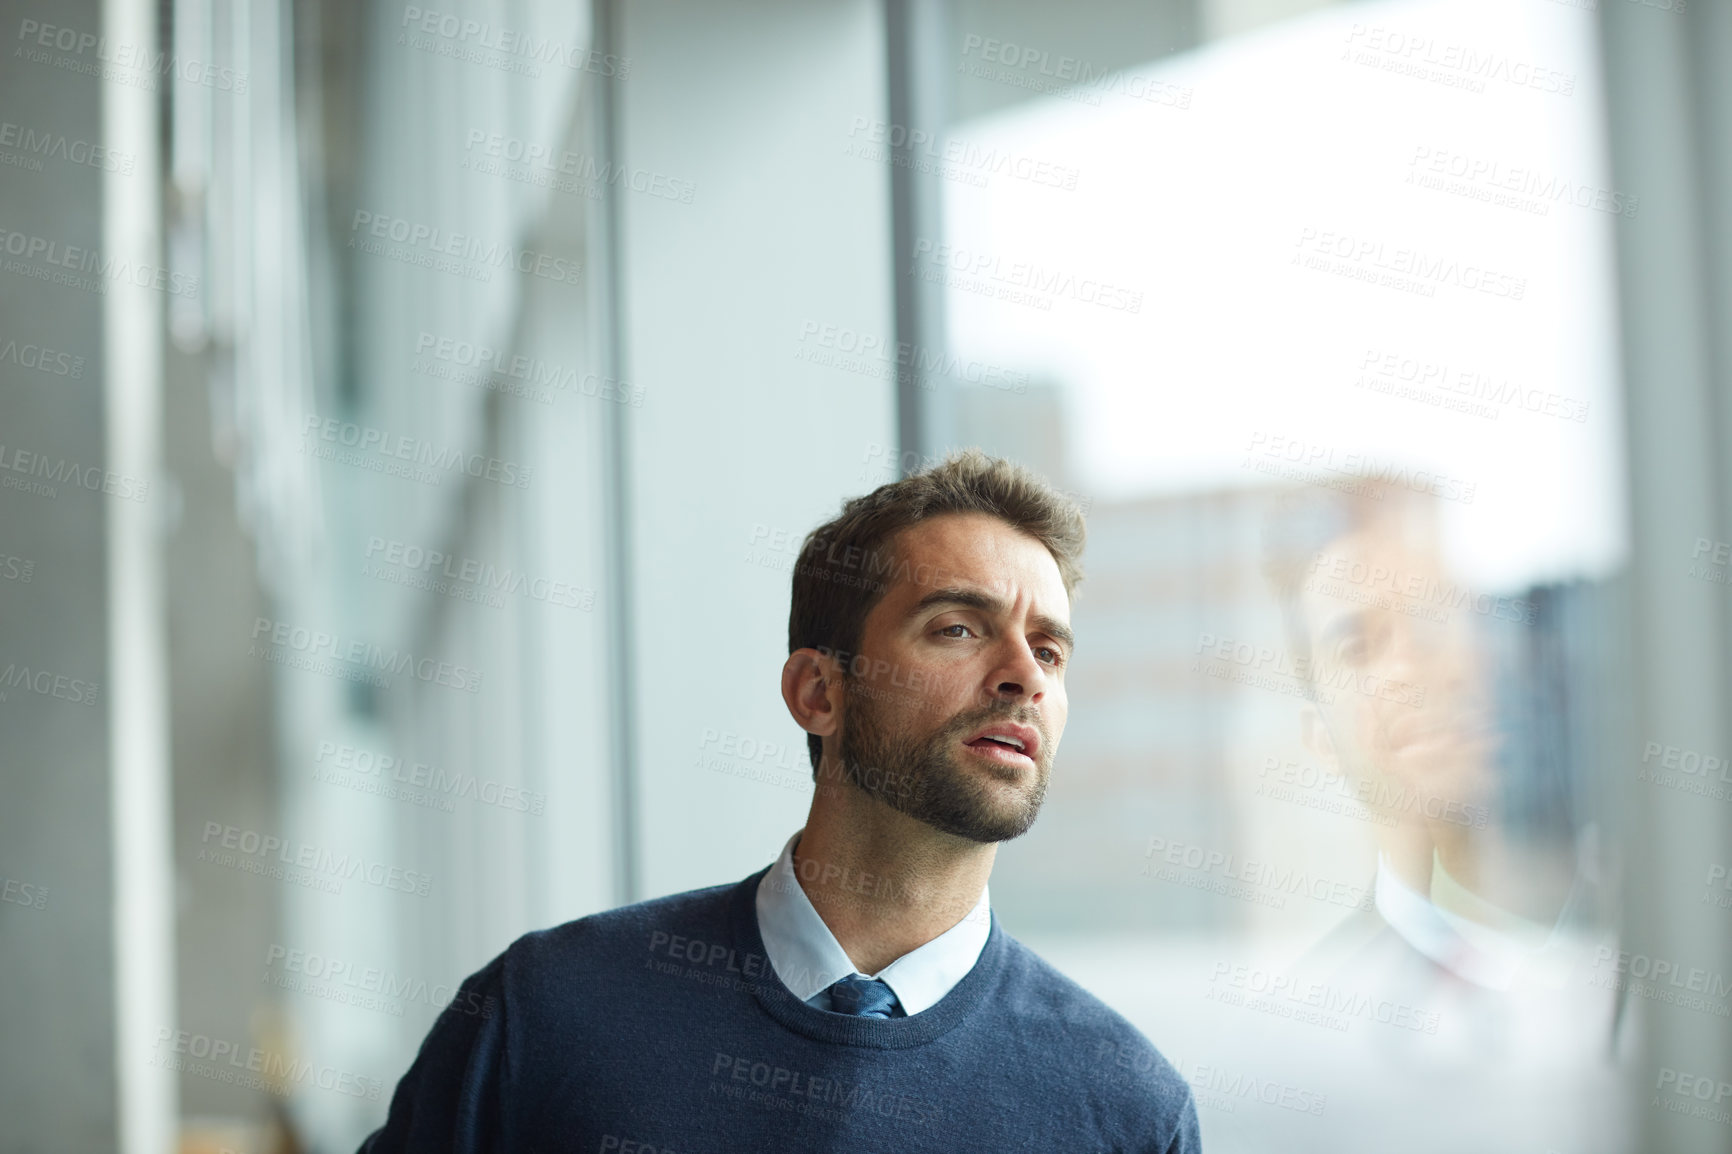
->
[{"left": 617, "top": 0, "right": 898, "bottom": 897}]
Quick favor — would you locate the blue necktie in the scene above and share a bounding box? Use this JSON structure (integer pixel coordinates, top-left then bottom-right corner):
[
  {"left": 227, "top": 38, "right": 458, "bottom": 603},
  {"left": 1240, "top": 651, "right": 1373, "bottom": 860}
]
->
[{"left": 827, "top": 973, "right": 901, "bottom": 1018}]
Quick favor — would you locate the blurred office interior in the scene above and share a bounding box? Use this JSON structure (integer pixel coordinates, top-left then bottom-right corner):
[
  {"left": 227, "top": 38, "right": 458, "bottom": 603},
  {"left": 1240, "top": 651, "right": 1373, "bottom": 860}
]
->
[{"left": 3, "top": 0, "right": 1730, "bottom": 1150}]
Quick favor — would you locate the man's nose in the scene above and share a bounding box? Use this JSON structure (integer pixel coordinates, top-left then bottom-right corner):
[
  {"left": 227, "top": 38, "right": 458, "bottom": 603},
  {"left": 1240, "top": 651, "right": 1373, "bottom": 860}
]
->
[
  {"left": 986, "top": 644, "right": 1048, "bottom": 704},
  {"left": 1387, "top": 617, "right": 1480, "bottom": 698}
]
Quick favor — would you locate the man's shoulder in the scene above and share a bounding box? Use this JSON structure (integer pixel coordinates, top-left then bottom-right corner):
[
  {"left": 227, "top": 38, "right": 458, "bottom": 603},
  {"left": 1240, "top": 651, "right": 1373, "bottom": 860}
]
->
[
  {"left": 491, "top": 871, "right": 758, "bottom": 990},
  {"left": 995, "top": 931, "right": 1190, "bottom": 1094},
  {"left": 994, "top": 931, "right": 1155, "bottom": 1039}
]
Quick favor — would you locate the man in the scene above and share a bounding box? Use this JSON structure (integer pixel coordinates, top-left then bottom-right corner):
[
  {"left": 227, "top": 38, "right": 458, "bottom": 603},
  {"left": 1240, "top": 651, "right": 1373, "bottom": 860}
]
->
[
  {"left": 360, "top": 450, "right": 1200, "bottom": 1153},
  {"left": 1261, "top": 486, "right": 1612, "bottom": 1030}
]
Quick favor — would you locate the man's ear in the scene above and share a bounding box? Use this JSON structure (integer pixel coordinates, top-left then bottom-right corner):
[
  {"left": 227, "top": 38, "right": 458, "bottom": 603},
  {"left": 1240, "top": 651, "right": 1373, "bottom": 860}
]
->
[
  {"left": 1300, "top": 704, "right": 1339, "bottom": 768},
  {"left": 782, "top": 648, "right": 843, "bottom": 739}
]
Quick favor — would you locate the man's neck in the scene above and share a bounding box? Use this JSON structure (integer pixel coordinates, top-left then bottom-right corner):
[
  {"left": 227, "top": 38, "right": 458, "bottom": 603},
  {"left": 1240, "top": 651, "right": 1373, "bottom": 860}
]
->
[
  {"left": 793, "top": 787, "right": 995, "bottom": 975},
  {"left": 1376, "top": 820, "right": 1436, "bottom": 895}
]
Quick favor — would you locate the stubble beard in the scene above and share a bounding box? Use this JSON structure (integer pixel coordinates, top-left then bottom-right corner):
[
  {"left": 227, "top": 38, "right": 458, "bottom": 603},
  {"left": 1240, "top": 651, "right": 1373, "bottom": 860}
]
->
[{"left": 836, "top": 678, "right": 1050, "bottom": 844}]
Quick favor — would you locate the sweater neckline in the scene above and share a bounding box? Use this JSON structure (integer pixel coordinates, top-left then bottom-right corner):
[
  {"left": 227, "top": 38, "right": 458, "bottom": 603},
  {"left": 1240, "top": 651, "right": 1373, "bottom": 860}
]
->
[{"left": 728, "top": 865, "right": 1005, "bottom": 1049}]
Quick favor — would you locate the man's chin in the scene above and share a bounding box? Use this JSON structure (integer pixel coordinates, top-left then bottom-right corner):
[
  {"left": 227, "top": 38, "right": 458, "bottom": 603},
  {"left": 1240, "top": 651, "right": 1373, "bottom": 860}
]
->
[
  {"left": 836, "top": 714, "right": 1047, "bottom": 842},
  {"left": 916, "top": 810, "right": 1034, "bottom": 845},
  {"left": 917, "top": 760, "right": 1045, "bottom": 843}
]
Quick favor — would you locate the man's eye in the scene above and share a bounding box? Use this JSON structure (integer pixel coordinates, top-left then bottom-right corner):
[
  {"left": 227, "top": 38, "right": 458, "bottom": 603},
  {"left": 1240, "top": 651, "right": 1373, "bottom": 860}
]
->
[
  {"left": 1036, "top": 646, "right": 1064, "bottom": 666},
  {"left": 1333, "top": 624, "right": 1388, "bottom": 666},
  {"left": 938, "top": 623, "right": 974, "bottom": 638}
]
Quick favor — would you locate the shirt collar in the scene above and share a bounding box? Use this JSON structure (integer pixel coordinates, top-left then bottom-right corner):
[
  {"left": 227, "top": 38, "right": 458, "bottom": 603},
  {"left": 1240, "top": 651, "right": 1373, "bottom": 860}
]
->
[
  {"left": 754, "top": 828, "right": 992, "bottom": 1015},
  {"left": 1373, "top": 851, "right": 1546, "bottom": 991}
]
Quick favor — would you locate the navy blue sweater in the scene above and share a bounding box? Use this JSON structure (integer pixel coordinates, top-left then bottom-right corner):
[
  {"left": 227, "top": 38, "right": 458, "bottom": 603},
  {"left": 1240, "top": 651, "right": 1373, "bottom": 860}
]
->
[{"left": 359, "top": 866, "right": 1200, "bottom": 1153}]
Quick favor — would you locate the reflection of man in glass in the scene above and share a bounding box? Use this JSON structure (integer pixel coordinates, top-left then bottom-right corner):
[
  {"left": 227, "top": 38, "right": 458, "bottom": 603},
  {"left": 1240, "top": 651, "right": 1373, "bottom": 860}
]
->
[{"left": 1263, "top": 489, "right": 1589, "bottom": 994}]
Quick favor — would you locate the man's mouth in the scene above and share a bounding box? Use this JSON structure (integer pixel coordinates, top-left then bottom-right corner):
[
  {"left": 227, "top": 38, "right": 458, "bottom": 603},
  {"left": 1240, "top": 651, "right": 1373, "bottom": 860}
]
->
[
  {"left": 1388, "top": 708, "right": 1495, "bottom": 754},
  {"left": 961, "top": 721, "right": 1040, "bottom": 767}
]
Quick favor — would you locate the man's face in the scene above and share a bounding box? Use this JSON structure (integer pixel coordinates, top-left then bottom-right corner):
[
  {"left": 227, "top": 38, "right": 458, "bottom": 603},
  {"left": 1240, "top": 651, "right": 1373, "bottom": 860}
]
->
[
  {"left": 1295, "top": 520, "right": 1500, "bottom": 815},
  {"left": 833, "top": 512, "right": 1072, "bottom": 843}
]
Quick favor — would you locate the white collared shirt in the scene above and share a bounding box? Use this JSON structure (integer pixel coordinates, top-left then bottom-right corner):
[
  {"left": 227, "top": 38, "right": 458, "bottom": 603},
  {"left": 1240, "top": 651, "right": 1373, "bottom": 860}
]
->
[
  {"left": 1372, "top": 851, "right": 1556, "bottom": 991},
  {"left": 754, "top": 829, "right": 992, "bottom": 1016}
]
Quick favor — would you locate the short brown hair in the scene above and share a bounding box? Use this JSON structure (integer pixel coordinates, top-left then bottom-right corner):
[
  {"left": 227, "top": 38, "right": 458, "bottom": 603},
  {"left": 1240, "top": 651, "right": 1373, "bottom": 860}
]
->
[{"left": 788, "top": 449, "right": 1087, "bottom": 772}]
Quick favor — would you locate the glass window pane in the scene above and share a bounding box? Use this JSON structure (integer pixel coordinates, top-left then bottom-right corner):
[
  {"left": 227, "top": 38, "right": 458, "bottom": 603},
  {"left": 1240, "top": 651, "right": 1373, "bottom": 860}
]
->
[{"left": 931, "top": 3, "right": 1630, "bottom": 1149}]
